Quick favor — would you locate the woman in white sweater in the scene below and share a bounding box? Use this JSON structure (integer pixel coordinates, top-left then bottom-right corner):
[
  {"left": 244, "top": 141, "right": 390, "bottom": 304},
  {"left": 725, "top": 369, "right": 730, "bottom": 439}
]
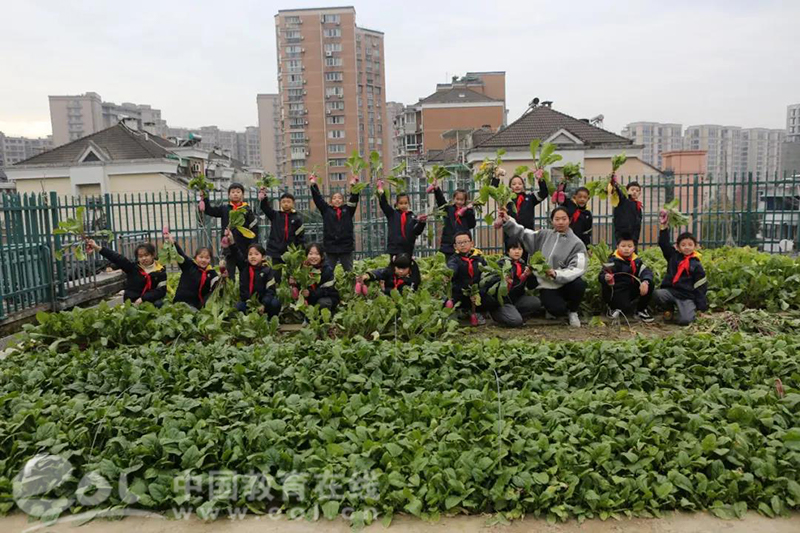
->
[{"left": 498, "top": 206, "right": 588, "bottom": 327}]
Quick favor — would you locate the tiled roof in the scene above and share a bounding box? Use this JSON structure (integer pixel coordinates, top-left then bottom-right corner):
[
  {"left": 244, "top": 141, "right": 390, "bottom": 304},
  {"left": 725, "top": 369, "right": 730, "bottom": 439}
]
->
[
  {"left": 418, "top": 88, "right": 500, "bottom": 106},
  {"left": 473, "top": 106, "right": 633, "bottom": 149},
  {"left": 15, "top": 123, "right": 175, "bottom": 166}
]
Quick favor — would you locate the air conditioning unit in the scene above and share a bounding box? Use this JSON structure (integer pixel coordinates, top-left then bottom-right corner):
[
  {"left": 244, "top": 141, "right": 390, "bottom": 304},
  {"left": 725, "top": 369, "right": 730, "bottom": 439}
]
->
[
  {"left": 301, "top": 48, "right": 305, "bottom": 53},
  {"left": 302, "top": 90, "right": 307, "bottom": 95},
  {"left": 304, "top": 109, "right": 308, "bottom": 114},
  {"left": 303, "top": 79, "right": 307, "bottom": 84},
  {"left": 326, "top": 94, "right": 331, "bottom": 99},
  {"left": 336, "top": 21, "right": 340, "bottom": 26},
  {"left": 326, "top": 110, "right": 332, "bottom": 115},
  {"left": 305, "top": 151, "right": 310, "bottom": 156},
  {"left": 325, "top": 51, "right": 333, "bottom": 57},
  {"left": 304, "top": 120, "right": 309, "bottom": 125}
]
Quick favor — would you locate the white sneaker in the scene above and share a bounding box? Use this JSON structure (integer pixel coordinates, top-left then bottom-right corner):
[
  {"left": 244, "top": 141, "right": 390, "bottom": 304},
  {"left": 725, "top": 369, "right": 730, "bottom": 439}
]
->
[{"left": 568, "top": 312, "right": 581, "bottom": 328}]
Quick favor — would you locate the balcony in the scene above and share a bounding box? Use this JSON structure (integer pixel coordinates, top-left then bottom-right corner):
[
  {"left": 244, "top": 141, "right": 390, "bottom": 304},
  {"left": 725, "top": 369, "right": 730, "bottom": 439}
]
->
[{"left": 287, "top": 80, "right": 304, "bottom": 88}]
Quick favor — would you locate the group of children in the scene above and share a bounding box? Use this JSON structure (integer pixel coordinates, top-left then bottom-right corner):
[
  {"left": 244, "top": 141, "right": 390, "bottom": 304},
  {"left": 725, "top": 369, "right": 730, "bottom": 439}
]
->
[{"left": 87, "top": 171, "right": 707, "bottom": 328}]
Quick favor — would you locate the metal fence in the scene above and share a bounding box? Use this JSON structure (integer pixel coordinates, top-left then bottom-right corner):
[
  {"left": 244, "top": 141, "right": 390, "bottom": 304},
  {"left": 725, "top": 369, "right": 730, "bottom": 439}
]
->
[{"left": 1, "top": 171, "right": 798, "bottom": 321}]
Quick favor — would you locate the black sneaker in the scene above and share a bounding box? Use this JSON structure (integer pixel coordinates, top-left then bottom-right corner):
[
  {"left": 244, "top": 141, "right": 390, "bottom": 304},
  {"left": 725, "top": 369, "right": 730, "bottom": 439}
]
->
[{"left": 636, "top": 309, "right": 655, "bottom": 323}]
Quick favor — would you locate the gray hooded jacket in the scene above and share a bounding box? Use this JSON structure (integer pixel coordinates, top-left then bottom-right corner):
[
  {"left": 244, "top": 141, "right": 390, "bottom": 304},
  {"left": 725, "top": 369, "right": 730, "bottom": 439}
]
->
[{"left": 503, "top": 217, "right": 588, "bottom": 290}]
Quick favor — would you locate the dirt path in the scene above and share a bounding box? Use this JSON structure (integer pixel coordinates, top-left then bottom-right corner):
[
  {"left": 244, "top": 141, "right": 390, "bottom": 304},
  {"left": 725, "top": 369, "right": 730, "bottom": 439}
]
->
[
  {"left": 2, "top": 511, "right": 798, "bottom": 533},
  {"left": 461, "top": 317, "right": 683, "bottom": 343}
]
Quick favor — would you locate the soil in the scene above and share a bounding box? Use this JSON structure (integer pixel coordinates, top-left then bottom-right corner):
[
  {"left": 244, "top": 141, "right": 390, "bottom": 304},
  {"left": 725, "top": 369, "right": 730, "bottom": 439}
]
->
[
  {"left": 2, "top": 511, "right": 798, "bottom": 533},
  {"left": 460, "top": 317, "right": 684, "bottom": 343}
]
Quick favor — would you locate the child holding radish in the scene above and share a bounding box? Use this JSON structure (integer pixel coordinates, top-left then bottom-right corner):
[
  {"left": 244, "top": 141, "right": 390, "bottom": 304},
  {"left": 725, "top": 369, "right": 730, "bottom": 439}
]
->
[
  {"left": 222, "top": 229, "right": 281, "bottom": 317},
  {"left": 428, "top": 183, "right": 476, "bottom": 259},
  {"left": 86, "top": 239, "right": 167, "bottom": 307},
  {"left": 598, "top": 233, "right": 654, "bottom": 322},
  {"left": 290, "top": 243, "right": 340, "bottom": 313},
  {"left": 492, "top": 170, "right": 549, "bottom": 232},
  {"left": 653, "top": 215, "right": 708, "bottom": 326},
  {"left": 258, "top": 189, "right": 305, "bottom": 273},
  {"left": 309, "top": 174, "right": 361, "bottom": 271},
  {"left": 377, "top": 181, "right": 427, "bottom": 258},
  {"left": 558, "top": 186, "right": 593, "bottom": 247},
  {"left": 199, "top": 182, "right": 257, "bottom": 280},
  {"left": 358, "top": 253, "right": 421, "bottom": 296},
  {"left": 485, "top": 239, "right": 541, "bottom": 327},
  {"left": 612, "top": 180, "right": 643, "bottom": 247},
  {"left": 162, "top": 230, "right": 222, "bottom": 310},
  {"left": 447, "top": 231, "right": 498, "bottom": 326}
]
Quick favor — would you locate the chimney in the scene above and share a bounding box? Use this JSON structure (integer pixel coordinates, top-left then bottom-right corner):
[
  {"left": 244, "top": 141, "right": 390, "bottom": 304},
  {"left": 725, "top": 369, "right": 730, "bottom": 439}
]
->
[
  {"left": 121, "top": 116, "right": 139, "bottom": 131},
  {"left": 142, "top": 121, "right": 158, "bottom": 135}
]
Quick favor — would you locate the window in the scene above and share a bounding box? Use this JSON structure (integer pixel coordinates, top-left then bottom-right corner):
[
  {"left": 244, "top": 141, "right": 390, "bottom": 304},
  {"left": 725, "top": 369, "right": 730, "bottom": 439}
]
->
[
  {"left": 284, "top": 30, "right": 301, "bottom": 39},
  {"left": 325, "top": 72, "right": 343, "bottom": 82},
  {"left": 328, "top": 144, "right": 346, "bottom": 153},
  {"left": 286, "top": 15, "right": 301, "bottom": 24},
  {"left": 290, "top": 132, "right": 305, "bottom": 140},
  {"left": 322, "top": 14, "right": 340, "bottom": 23},
  {"left": 323, "top": 28, "right": 341, "bottom": 37},
  {"left": 289, "top": 118, "right": 305, "bottom": 127},
  {"left": 286, "top": 46, "right": 301, "bottom": 54},
  {"left": 328, "top": 158, "right": 346, "bottom": 167},
  {"left": 292, "top": 160, "right": 305, "bottom": 169},
  {"left": 327, "top": 101, "right": 344, "bottom": 111},
  {"left": 326, "top": 87, "right": 344, "bottom": 97},
  {"left": 285, "top": 59, "right": 302, "bottom": 71},
  {"left": 288, "top": 88, "right": 304, "bottom": 97},
  {"left": 324, "top": 43, "right": 342, "bottom": 52},
  {"left": 325, "top": 57, "right": 342, "bottom": 67},
  {"left": 328, "top": 130, "right": 345, "bottom": 139},
  {"left": 289, "top": 103, "right": 304, "bottom": 111},
  {"left": 327, "top": 115, "right": 344, "bottom": 125},
  {"left": 291, "top": 146, "right": 307, "bottom": 155},
  {"left": 330, "top": 172, "right": 347, "bottom": 181}
]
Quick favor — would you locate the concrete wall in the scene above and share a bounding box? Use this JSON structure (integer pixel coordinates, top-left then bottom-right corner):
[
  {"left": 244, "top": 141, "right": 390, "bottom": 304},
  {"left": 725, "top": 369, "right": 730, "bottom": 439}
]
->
[
  {"left": 14, "top": 177, "right": 73, "bottom": 196},
  {"left": 662, "top": 150, "right": 707, "bottom": 175},
  {"left": 421, "top": 105, "right": 504, "bottom": 152}
]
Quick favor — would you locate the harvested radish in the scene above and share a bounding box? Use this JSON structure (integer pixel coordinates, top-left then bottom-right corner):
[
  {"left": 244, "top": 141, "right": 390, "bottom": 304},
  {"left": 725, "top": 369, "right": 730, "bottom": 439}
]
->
[
  {"left": 469, "top": 313, "right": 479, "bottom": 327},
  {"left": 445, "top": 299, "right": 454, "bottom": 309},
  {"left": 291, "top": 287, "right": 300, "bottom": 300}
]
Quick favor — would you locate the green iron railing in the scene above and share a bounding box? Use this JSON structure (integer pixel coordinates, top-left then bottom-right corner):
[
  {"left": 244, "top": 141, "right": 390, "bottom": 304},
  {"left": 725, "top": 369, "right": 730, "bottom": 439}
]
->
[{"left": 1, "top": 171, "right": 798, "bottom": 321}]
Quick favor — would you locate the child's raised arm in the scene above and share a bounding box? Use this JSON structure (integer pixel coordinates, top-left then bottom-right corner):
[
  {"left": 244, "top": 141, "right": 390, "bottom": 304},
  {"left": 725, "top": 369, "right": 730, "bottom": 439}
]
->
[
  {"left": 377, "top": 181, "right": 393, "bottom": 219},
  {"left": 258, "top": 188, "right": 276, "bottom": 220},
  {"left": 309, "top": 177, "right": 329, "bottom": 213},
  {"left": 658, "top": 227, "right": 675, "bottom": 261}
]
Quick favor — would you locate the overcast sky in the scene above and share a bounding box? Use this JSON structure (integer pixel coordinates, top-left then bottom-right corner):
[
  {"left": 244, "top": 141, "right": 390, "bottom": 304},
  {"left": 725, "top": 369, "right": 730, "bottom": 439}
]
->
[{"left": 1, "top": 0, "right": 798, "bottom": 138}]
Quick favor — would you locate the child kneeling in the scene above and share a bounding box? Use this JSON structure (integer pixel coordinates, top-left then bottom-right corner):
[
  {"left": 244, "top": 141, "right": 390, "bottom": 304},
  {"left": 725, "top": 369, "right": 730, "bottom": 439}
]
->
[
  {"left": 447, "top": 231, "right": 498, "bottom": 325},
  {"left": 599, "top": 234, "right": 654, "bottom": 322},
  {"left": 223, "top": 230, "right": 281, "bottom": 317},
  {"left": 294, "top": 243, "right": 339, "bottom": 313},
  {"left": 486, "top": 240, "right": 540, "bottom": 327},
  {"left": 653, "top": 226, "right": 707, "bottom": 326}
]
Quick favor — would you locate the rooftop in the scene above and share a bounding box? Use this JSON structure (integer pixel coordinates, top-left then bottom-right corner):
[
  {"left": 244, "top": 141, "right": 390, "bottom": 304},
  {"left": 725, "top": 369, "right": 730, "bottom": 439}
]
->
[
  {"left": 14, "top": 123, "right": 175, "bottom": 166},
  {"left": 418, "top": 88, "right": 501, "bottom": 106},
  {"left": 473, "top": 106, "right": 633, "bottom": 150}
]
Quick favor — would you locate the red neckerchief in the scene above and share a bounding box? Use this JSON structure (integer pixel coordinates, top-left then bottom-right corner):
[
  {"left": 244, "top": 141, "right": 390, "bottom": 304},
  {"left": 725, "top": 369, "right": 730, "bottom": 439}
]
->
[
  {"left": 393, "top": 275, "right": 405, "bottom": 290},
  {"left": 571, "top": 208, "right": 582, "bottom": 224},
  {"left": 454, "top": 207, "right": 462, "bottom": 226},
  {"left": 615, "top": 250, "right": 637, "bottom": 276},
  {"left": 198, "top": 266, "right": 209, "bottom": 305},
  {"left": 230, "top": 201, "right": 243, "bottom": 210},
  {"left": 335, "top": 207, "right": 342, "bottom": 221},
  {"left": 139, "top": 269, "right": 152, "bottom": 298},
  {"left": 672, "top": 252, "right": 698, "bottom": 285},
  {"left": 515, "top": 194, "right": 524, "bottom": 213},
  {"left": 400, "top": 212, "right": 408, "bottom": 240},
  {"left": 284, "top": 213, "right": 289, "bottom": 241},
  {"left": 509, "top": 260, "right": 522, "bottom": 290},
  {"left": 635, "top": 201, "right": 642, "bottom": 212},
  {"left": 249, "top": 266, "right": 256, "bottom": 296},
  {"left": 309, "top": 269, "right": 319, "bottom": 291},
  {"left": 460, "top": 255, "right": 475, "bottom": 278}
]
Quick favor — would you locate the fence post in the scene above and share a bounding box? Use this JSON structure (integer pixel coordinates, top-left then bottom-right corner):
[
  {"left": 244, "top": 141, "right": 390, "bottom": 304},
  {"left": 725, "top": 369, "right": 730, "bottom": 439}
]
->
[
  {"left": 744, "top": 171, "right": 755, "bottom": 247},
  {"left": 49, "top": 191, "right": 66, "bottom": 301}
]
